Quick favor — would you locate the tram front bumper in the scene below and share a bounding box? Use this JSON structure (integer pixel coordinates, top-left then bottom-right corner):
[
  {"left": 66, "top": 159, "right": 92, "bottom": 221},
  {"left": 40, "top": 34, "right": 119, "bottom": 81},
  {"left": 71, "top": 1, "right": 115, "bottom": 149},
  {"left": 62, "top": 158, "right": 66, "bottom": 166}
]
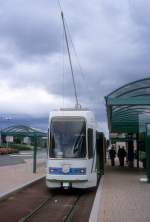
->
[
  {"left": 46, "top": 173, "right": 89, "bottom": 188},
  {"left": 46, "top": 174, "right": 88, "bottom": 182},
  {"left": 46, "top": 178, "right": 89, "bottom": 189}
]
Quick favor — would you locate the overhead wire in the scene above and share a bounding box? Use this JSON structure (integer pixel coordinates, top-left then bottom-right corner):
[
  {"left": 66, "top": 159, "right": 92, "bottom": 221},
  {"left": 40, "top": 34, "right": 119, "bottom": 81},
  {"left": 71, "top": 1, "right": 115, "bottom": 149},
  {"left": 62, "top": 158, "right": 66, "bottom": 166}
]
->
[
  {"left": 56, "top": 0, "right": 95, "bottom": 109},
  {"left": 65, "top": 20, "right": 96, "bottom": 109},
  {"left": 57, "top": 0, "right": 62, "bottom": 12},
  {"left": 57, "top": 0, "right": 65, "bottom": 108},
  {"left": 62, "top": 26, "right": 65, "bottom": 108},
  {"left": 57, "top": 0, "right": 64, "bottom": 108},
  {"left": 57, "top": 0, "right": 79, "bottom": 107}
]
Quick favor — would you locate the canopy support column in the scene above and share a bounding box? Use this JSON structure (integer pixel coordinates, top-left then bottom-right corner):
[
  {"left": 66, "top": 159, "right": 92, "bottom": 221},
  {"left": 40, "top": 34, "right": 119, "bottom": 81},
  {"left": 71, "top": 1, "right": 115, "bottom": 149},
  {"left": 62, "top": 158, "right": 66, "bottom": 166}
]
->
[
  {"left": 146, "top": 124, "right": 150, "bottom": 182},
  {"left": 136, "top": 133, "right": 139, "bottom": 168},
  {"left": 127, "top": 134, "right": 134, "bottom": 168},
  {"left": 33, "top": 135, "right": 37, "bottom": 174}
]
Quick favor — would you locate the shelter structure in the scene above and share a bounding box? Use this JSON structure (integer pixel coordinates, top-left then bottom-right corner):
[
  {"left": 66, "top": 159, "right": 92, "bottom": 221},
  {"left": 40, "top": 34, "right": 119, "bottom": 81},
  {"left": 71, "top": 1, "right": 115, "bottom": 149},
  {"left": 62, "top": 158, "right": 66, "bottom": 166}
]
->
[
  {"left": 1, "top": 125, "right": 47, "bottom": 173},
  {"left": 1, "top": 125, "right": 46, "bottom": 138},
  {"left": 105, "top": 78, "right": 150, "bottom": 181}
]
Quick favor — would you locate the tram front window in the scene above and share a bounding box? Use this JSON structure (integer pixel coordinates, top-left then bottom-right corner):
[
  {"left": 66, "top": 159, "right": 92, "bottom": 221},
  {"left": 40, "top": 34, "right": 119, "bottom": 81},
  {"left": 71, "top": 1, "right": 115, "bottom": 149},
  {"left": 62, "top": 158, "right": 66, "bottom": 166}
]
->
[{"left": 49, "top": 118, "right": 86, "bottom": 158}]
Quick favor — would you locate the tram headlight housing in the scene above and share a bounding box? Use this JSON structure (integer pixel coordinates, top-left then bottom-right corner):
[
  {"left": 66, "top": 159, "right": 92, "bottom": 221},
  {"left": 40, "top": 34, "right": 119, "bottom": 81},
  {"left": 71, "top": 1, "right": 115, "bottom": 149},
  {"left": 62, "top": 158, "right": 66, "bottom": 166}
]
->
[
  {"left": 49, "top": 167, "right": 56, "bottom": 174},
  {"left": 80, "top": 168, "right": 86, "bottom": 175},
  {"left": 50, "top": 169, "right": 54, "bottom": 173},
  {"left": 49, "top": 167, "right": 86, "bottom": 175}
]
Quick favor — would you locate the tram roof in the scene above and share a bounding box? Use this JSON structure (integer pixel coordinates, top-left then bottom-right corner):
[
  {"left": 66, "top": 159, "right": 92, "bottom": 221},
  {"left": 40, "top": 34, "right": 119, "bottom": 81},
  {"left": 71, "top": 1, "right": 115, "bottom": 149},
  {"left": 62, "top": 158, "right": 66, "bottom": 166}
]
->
[
  {"left": 105, "top": 78, "right": 150, "bottom": 133},
  {"left": 1, "top": 125, "right": 47, "bottom": 137}
]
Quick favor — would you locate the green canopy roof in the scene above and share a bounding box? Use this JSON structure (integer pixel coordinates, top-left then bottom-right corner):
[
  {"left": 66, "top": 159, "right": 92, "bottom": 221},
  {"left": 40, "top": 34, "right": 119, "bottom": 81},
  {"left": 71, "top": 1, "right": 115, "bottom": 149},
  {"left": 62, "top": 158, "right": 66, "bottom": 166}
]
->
[
  {"left": 105, "top": 78, "right": 150, "bottom": 133},
  {"left": 1, "top": 125, "right": 47, "bottom": 137}
]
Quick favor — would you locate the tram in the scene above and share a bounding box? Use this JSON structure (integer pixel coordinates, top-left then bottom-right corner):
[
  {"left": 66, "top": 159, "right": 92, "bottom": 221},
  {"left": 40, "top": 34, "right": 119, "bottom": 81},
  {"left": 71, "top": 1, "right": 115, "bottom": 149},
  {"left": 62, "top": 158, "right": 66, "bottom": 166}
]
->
[{"left": 46, "top": 108, "right": 105, "bottom": 189}]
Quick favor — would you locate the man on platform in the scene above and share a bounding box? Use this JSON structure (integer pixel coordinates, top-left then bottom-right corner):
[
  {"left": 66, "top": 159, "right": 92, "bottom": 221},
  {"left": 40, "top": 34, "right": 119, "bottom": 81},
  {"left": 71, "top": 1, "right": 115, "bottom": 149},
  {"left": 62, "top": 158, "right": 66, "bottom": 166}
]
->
[
  {"left": 109, "top": 145, "right": 116, "bottom": 166},
  {"left": 118, "top": 146, "right": 126, "bottom": 167}
]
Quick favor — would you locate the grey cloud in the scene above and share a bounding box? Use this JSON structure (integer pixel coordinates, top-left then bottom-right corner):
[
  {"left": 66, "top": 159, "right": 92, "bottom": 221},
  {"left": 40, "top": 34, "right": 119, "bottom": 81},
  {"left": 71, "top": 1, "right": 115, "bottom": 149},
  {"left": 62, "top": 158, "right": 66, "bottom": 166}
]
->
[
  {"left": 129, "top": 1, "right": 150, "bottom": 27},
  {"left": 0, "top": 0, "right": 150, "bottom": 130},
  {"left": 0, "top": 0, "right": 61, "bottom": 57},
  {"left": 0, "top": 56, "right": 14, "bottom": 70}
]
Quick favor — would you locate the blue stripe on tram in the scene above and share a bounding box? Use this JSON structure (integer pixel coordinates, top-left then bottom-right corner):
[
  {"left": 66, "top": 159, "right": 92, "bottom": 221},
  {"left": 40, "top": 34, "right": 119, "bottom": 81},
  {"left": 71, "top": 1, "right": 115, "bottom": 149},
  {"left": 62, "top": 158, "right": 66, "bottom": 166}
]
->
[{"left": 49, "top": 167, "right": 86, "bottom": 175}]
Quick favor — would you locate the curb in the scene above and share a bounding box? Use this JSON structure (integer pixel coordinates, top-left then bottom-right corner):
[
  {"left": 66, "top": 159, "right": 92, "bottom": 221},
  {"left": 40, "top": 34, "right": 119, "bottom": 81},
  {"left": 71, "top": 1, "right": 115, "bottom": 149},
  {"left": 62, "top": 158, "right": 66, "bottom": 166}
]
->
[
  {"left": 0, "top": 175, "right": 45, "bottom": 201},
  {"left": 89, "top": 176, "right": 104, "bottom": 222}
]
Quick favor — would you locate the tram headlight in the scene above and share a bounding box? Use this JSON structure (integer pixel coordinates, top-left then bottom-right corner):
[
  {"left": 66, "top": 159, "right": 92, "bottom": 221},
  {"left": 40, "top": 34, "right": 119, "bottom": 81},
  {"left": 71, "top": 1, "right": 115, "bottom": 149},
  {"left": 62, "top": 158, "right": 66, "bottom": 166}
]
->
[
  {"left": 80, "top": 168, "right": 86, "bottom": 175},
  {"left": 49, "top": 168, "right": 56, "bottom": 174},
  {"left": 50, "top": 169, "right": 54, "bottom": 173}
]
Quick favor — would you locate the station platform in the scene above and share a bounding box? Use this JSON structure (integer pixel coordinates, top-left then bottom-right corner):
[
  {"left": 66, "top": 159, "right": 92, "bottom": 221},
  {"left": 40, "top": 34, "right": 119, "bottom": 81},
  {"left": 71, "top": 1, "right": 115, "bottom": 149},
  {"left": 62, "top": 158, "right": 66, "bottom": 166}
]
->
[
  {"left": 96, "top": 163, "right": 150, "bottom": 222},
  {"left": 0, "top": 155, "right": 45, "bottom": 197},
  {"left": 1, "top": 154, "right": 150, "bottom": 222}
]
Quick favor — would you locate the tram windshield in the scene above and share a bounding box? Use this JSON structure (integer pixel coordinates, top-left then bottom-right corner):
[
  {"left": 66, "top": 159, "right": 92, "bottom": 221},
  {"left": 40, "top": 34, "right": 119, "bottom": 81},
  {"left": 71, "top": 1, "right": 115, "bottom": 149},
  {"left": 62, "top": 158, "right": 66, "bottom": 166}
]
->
[{"left": 49, "top": 118, "right": 86, "bottom": 158}]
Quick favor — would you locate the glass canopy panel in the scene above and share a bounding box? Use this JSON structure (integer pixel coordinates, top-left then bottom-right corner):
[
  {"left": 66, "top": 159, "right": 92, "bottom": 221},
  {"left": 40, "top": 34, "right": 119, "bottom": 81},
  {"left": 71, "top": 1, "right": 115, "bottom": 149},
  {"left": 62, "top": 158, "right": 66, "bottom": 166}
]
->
[
  {"left": 108, "top": 78, "right": 150, "bottom": 98},
  {"left": 1, "top": 125, "right": 47, "bottom": 137},
  {"left": 105, "top": 78, "right": 150, "bottom": 133}
]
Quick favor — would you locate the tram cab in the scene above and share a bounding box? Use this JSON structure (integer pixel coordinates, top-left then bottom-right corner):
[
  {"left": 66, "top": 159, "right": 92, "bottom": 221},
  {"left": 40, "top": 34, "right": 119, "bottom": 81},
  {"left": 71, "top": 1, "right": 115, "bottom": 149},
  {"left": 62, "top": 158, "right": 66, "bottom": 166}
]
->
[{"left": 46, "top": 108, "right": 101, "bottom": 189}]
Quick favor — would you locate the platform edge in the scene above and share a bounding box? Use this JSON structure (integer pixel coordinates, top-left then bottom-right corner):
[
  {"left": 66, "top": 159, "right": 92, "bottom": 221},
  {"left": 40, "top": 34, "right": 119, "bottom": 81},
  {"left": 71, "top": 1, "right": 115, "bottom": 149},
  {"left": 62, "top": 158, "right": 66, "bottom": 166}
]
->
[
  {"left": 0, "top": 175, "right": 45, "bottom": 201},
  {"left": 89, "top": 177, "right": 104, "bottom": 222}
]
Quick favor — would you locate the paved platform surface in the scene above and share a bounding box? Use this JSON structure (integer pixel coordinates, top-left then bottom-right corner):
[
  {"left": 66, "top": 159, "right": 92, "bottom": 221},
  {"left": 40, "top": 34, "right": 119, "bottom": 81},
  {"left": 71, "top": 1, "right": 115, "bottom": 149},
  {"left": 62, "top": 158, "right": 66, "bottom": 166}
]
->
[
  {"left": 0, "top": 154, "right": 46, "bottom": 196},
  {"left": 98, "top": 164, "right": 150, "bottom": 222}
]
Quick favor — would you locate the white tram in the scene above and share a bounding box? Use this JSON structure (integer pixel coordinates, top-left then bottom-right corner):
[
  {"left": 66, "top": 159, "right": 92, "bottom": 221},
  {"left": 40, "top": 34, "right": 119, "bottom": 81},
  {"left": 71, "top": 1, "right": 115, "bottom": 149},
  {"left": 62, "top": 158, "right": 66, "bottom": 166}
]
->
[{"left": 46, "top": 108, "right": 104, "bottom": 189}]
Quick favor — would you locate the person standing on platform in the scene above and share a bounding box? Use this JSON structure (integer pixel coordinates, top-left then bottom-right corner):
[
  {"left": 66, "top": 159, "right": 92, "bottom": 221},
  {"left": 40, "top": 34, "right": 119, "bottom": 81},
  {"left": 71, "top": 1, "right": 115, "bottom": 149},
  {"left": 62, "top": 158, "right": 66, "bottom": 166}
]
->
[
  {"left": 109, "top": 145, "right": 116, "bottom": 166},
  {"left": 118, "top": 146, "right": 126, "bottom": 167}
]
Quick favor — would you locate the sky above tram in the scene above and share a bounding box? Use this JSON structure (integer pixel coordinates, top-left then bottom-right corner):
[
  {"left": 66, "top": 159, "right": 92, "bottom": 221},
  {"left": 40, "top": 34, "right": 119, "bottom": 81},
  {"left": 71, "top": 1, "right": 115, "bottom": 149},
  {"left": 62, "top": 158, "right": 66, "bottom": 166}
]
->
[{"left": 0, "top": 0, "right": 149, "bottom": 134}]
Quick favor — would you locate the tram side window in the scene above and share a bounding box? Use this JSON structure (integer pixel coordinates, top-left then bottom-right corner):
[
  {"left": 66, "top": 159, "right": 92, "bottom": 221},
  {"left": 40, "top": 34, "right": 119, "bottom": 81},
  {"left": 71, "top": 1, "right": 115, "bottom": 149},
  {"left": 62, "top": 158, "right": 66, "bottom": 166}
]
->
[
  {"left": 49, "top": 132, "right": 55, "bottom": 157},
  {"left": 88, "top": 128, "right": 93, "bottom": 158}
]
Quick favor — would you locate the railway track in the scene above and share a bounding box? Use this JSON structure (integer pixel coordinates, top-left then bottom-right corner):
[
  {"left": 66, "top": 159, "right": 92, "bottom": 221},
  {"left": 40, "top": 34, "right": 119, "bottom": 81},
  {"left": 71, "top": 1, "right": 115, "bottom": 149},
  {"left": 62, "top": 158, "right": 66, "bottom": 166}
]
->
[{"left": 0, "top": 178, "right": 96, "bottom": 222}]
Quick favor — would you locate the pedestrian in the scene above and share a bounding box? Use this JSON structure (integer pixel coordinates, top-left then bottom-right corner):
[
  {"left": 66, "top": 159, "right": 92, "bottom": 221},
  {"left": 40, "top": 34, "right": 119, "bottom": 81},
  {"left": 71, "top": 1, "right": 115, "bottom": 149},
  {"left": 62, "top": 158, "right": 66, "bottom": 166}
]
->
[
  {"left": 109, "top": 145, "right": 116, "bottom": 166},
  {"left": 118, "top": 146, "right": 126, "bottom": 167}
]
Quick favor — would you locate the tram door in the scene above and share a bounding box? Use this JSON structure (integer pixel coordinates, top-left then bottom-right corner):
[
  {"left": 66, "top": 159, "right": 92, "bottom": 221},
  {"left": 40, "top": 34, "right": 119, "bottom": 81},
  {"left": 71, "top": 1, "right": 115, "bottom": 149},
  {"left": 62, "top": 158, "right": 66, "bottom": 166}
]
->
[
  {"left": 96, "top": 132, "right": 104, "bottom": 176},
  {"left": 146, "top": 124, "right": 150, "bottom": 182}
]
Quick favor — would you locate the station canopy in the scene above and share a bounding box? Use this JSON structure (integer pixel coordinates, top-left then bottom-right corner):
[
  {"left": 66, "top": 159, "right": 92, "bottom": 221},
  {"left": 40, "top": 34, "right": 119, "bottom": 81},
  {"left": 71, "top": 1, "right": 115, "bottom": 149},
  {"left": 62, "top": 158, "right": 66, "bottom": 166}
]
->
[
  {"left": 105, "top": 78, "right": 150, "bottom": 134},
  {"left": 1, "top": 125, "right": 47, "bottom": 137}
]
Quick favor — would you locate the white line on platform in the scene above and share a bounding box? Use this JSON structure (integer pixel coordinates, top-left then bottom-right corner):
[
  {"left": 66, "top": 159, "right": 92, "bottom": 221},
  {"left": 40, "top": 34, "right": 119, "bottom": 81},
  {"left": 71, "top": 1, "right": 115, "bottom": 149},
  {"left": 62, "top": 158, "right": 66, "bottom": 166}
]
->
[
  {"left": 89, "top": 177, "right": 104, "bottom": 222},
  {"left": 139, "top": 177, "right": 148, "bottom": 182},
  {"left": 9, "top": 154, "right": 32, "bottom": 157}
]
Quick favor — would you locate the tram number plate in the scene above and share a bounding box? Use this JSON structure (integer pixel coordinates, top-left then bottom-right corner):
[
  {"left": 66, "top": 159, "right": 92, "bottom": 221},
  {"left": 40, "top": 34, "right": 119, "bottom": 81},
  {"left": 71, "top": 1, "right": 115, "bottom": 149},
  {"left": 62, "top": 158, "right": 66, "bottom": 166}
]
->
[
  {"left": 62, "top": 164, "right": 70, "bottom": 174},
  {"left": 63, "top": 182, "right": 69, "bottom": 187}
]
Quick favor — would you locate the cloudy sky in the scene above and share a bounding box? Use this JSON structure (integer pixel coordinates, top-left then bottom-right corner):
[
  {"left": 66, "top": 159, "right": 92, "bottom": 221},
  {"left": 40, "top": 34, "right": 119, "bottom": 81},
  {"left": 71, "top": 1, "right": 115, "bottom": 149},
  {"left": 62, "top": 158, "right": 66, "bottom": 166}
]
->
[{"left": 0, "top": 0, "right": 150, "bottom": 134}]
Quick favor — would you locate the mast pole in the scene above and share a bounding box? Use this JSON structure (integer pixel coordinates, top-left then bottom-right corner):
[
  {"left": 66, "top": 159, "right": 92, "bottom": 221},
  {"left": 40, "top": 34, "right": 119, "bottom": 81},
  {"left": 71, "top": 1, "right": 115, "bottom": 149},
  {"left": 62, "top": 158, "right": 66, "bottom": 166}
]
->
[{"left": 60, "top": 11, "right": 79, "bottom": 107}]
